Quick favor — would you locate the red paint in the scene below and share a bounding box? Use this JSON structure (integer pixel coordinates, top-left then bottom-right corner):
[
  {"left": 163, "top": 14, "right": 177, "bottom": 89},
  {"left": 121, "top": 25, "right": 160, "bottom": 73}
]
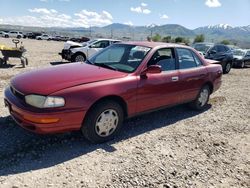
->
[{"left": 4, "top": 42, "right": 222, "bottom": 134}]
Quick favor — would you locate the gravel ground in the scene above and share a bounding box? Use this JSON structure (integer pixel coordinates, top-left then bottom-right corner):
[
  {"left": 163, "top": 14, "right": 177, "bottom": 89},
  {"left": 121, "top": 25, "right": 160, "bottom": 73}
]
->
[{"left": 0, "top": 38, "right": 249, "bottom": 188}]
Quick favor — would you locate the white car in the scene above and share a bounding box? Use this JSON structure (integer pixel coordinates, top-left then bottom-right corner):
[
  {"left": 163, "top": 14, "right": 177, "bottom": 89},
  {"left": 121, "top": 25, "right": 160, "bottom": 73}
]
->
[
  {"left": 4, "top": 31, "right": 23, "bottom": 38},
  {"left": 60, "top": 39, "right": 121, "bottom": 62},
  {"left": 36, "top": 34, "right": 52, "bottom": 40},
  {"left": 0, "top": 31, "right": 6, "bottom": 37}
]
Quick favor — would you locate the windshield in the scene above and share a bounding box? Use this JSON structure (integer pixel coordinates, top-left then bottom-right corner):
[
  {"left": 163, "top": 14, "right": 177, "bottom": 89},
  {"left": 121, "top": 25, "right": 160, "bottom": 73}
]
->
[
  {"left": 88, "top": 44, "right": 151, "bottom": 73},
  {"left": 233, "top": 50, "right": 246, "bottom": 56},
  {"left": 194, "top": 44, "right": 213, "bottom": 53}
]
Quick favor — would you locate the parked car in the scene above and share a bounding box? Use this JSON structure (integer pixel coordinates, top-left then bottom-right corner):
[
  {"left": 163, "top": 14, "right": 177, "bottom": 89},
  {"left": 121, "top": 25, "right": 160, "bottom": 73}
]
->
[
  {"left": 4, "top": 42, "right": 222, "bottom": 143},
  {"left": 204, "top": 44, "right": 234, "bottom": 74},
  {"left": 36, "top": 34, "right": 52, "bottom": 40},
  {"left": 60, "top": 38, "right": 121, "bottom": 62},
  {"left": 69, "top": 37, "right": 90, "bottom": 43},
  {"left": 0, "top": 31, "right": 7, "bottom": 37},
  {"left": 26, "top": 32, "right": 42, "bottom": 39},
  {"left": 192, "top": 42, "right": 214, "bottom": 56},
  {"left": 4, "top": 31, "right": 23, "bottom": 39},
  {"left": 232, "top": 49, "right": 250, "bottom": 68},
  {"left": 52, "top": 35, "right": 63, "bottom": 41}
]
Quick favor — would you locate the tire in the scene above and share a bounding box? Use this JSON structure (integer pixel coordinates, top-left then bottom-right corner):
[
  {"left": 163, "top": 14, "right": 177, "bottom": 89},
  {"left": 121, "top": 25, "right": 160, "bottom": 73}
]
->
[
  {"left": 81, "top": 100, "right": 124, "bottom": 143},
  {"left": 240, "top": 61, "right": 245, "bottom": 68},
  {"left": 5, "top": 35, "right": 9, "bottom": 38},
  {"left": 189, "top": 85, "right": 210, "bottom": 111},
  {"left": 71, "top": 53, "right": 86, "bottom": 62},
  {"left": 21, "top": 58, "right": 25, "bottom": 68},
  {"left": 17, "top": 35, "right": 21, "bottom": 39},
  {"left": 25, "top": 58, "right": 28, "bottom": 65},
  {"left": 223, "top": 61, "right": 232, "bottom": 74}
]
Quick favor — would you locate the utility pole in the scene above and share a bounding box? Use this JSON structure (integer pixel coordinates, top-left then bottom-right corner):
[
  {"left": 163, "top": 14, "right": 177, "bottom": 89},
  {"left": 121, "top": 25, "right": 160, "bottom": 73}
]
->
[{"left": 89, "top": 25, "right": 92, "bottom": 38}]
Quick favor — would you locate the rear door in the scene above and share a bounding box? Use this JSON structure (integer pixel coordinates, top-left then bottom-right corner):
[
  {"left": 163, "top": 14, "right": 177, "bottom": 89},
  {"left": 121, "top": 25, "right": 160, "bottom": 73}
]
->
[{"left": 176, "top": 48, "right": 208, "bottom": 102}]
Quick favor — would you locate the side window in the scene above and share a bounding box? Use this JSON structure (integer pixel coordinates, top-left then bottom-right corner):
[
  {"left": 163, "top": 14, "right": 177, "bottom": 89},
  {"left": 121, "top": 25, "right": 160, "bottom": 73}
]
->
[
  {"left": 192, "top": 52, "right": 203, "bottom": 66},
  {"left": 91, "top": 41, "right": 110, "bottom": 48},
  {"left": 177, "top": 48, "right": 198, "bottom": 69},
  {"left": 217, "top": 45, "right": 225, "bottom": 52},
  {"left": 209, "top": 46, "right": 217, "bottom": 53},
  {"left": 224, "top": 46, "right": 230, "bottom": 51},
  {"left": 147, "top": 48, "right": 176, "bottom": 71}
]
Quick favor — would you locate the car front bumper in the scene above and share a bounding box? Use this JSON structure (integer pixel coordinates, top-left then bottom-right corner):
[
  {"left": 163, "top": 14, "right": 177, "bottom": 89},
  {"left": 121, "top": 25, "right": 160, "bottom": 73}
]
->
[
  {"left": 59, "top": 49, "right": 72, "bottom": 61},
  {"left": 4, "top": 87, "right": 86, "bottom": 134}
]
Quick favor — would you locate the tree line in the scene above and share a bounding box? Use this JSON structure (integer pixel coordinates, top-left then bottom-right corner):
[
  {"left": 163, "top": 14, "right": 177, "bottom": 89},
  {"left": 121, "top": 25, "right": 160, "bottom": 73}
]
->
[{"left": 147, "top": 34, "right": 232, "bottom": 45}]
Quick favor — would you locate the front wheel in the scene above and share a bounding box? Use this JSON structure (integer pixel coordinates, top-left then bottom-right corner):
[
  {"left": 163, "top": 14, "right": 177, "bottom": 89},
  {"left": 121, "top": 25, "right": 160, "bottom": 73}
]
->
[
  {"left": 81, "top": 100, "right": 124, "bottom": 143},
  {"left": 240, "top": 61, "right": 245, "bottom": 68},
  {"left": 189, "top": 85, "right": 210, "bottom": 111},
  {"left": 223, "top": 62, "right": 232, "bottom": 74},
  {"left": 71, "top": 53, "right": 86, "bottom": 62}
]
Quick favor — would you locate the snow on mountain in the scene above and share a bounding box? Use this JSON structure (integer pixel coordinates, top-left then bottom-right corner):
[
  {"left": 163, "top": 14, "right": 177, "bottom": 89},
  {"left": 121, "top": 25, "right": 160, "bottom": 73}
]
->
[{"left": 206, "top": 24, "right": 233, "bottom": 30}]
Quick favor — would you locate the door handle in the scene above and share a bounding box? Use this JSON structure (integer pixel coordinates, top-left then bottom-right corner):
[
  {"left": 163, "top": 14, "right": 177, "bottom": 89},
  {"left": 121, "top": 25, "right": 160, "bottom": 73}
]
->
[{"left": 172, "top": 76, "right": 179, "bottom": 82}]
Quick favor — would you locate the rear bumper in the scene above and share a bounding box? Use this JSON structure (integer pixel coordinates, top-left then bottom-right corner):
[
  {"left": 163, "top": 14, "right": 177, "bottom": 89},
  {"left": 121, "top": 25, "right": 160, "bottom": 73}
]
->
[{"left": 4, "top": 87, "right": 86, "bottom": 134}]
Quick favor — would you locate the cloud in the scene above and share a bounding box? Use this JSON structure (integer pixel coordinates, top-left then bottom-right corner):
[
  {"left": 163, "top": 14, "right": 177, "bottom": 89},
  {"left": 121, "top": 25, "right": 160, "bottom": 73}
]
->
[
  {"left": 205, "top": 0, "right": 221, "bottom": 8},
  {"left": 74, "top": 10, "right": 113, "bottom": 27},
  {"left": 0, "top": 8, "right": 113, "bottom": 27},
  {"left": 160, "top": 14, "right": 169, "bottom": 19},
  {"left": 130, "top": 3, "right": 151, "bottom": 14},
  {"left": 124, "top": 21, "right": 133, "bottom": 26},
  {"left": 29, "top": 8, "right": 57, "bottom": 14}
]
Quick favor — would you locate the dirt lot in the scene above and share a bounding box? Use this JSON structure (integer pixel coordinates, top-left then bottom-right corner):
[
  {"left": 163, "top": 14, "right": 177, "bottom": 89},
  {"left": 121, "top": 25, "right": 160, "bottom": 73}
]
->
[{"left": 0, "top": 38, "right": 249, "bottom": 188}]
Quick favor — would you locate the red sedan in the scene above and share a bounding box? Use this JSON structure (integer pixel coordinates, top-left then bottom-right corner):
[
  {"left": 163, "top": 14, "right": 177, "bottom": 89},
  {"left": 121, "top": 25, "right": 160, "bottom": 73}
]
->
[{"left": 4, "top": 42, "right": 222, "bottom": 143}]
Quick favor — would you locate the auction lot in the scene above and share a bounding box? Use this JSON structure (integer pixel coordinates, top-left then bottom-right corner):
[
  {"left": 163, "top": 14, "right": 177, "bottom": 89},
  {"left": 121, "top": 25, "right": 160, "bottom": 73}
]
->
[{"left": 0, "top": 38, "right": 249, "bottom": 187}]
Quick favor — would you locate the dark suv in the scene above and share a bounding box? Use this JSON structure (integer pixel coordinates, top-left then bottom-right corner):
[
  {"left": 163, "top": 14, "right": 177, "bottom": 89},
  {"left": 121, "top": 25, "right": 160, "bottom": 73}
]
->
[{"left": 205, "top": 44, "right": 233, "bottom": 74}]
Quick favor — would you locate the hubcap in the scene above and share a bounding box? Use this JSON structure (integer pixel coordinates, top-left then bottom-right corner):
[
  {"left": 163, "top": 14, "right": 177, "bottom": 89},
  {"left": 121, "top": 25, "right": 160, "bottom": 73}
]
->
[
  {"left": 95, "top": 109, "right": 119, "bottom": 137},
  {"left": 75, "top": 55, "right": 85, "bottom": 62},
  {"left": 226, "top": 63, "right": 231, "bottom": 72},
  {"left": 241, "top": 62, "right": 245, "bottom": 68},
  {"left": 198, "top": 88, "right": 209, "bottom": 107}
]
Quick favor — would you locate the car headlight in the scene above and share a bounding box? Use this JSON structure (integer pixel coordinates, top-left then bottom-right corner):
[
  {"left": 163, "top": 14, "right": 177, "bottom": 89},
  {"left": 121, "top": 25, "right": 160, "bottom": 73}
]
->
[{"left": 25, "top": 95, "right": 65, "bottom": 108}]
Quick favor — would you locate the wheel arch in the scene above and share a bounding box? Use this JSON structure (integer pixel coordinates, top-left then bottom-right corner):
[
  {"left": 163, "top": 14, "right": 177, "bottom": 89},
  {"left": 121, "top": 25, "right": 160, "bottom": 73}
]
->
[
  {"left": 203, "top": 81, "right": 214, "bottom": 94},
  {"left": 71, "top": 51, "right": 87, "bottom": 62},
  {"left": 83, "top": 95, "right": 128, "bottom": 124}
]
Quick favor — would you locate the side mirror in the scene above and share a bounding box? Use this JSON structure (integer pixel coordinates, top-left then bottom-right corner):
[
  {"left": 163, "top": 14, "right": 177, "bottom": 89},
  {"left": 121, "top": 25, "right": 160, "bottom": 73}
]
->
[
  {"left": 210, "top": 50, "right": 217, "bottom": 54},
  {"left": 141, "top": 65, "right": 162, "bottom": 76}
]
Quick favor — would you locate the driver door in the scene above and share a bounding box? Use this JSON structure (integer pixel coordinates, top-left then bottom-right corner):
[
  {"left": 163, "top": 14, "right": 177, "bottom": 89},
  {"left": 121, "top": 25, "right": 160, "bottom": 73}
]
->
[{"left": 136, "top": 48, "right": 182, "bottom": 113}]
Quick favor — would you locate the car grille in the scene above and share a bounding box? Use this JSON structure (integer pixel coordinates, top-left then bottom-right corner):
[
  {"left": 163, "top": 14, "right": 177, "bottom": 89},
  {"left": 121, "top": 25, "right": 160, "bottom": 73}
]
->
[{"left": 10, "top": 86, "right": 25, "bottom": 101}]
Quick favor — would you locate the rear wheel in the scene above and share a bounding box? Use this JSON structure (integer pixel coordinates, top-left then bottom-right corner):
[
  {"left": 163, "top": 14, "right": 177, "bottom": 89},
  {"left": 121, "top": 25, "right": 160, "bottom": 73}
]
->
[
  {"left": 189, "top": 85, "right": 210, "bottom": 110},
  {"left": 81, "top": 100, "right": 124, "bottom": 143}
]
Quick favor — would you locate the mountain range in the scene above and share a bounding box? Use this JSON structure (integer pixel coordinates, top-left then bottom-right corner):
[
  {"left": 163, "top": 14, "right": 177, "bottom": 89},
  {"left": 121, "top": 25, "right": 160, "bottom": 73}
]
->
[{"left": 1, "top": 23, "right": 250, "bottom": 48}]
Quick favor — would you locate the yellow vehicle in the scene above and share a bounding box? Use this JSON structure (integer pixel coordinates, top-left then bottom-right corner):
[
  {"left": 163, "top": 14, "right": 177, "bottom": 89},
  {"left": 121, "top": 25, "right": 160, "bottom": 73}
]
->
[{"left": 0, "top": 39, "right": 28, "bottom": 67}]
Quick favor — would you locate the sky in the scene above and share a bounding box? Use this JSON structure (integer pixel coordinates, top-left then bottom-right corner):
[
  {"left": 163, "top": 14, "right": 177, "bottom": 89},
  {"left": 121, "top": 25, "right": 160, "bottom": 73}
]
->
[{"left": 0, "top": 0, "right": 249, "bottom": 29}]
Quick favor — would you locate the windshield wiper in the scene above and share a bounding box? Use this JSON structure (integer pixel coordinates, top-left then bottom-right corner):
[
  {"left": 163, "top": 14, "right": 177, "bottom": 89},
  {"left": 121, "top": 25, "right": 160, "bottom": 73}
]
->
[
  {"left": 85, "top": 59, "right": 93, "bottom": 64},
  {"left": 93, "top": 63, "right": 118, "bottom": 71}
]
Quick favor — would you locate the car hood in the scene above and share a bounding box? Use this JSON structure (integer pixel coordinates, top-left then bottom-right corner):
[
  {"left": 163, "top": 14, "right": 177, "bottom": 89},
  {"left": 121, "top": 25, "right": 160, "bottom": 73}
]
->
[
  {"left": 11, "top": 63, "right": 128, "bottom": 95},
  {"left": 205, "top": 59, "right": 220, "bottom": 64},
  {"left": 64, "top": 41, "right": 83, "bottom": 49}
]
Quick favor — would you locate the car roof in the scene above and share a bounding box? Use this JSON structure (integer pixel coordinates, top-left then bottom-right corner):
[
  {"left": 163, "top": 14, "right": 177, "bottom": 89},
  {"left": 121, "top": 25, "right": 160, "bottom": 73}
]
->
[
  {"left": 119, "top": 41, "right": 190, "bottom": 49},
  {"left": 95, "top": 38, "right": 121, "bottom": 41}
]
